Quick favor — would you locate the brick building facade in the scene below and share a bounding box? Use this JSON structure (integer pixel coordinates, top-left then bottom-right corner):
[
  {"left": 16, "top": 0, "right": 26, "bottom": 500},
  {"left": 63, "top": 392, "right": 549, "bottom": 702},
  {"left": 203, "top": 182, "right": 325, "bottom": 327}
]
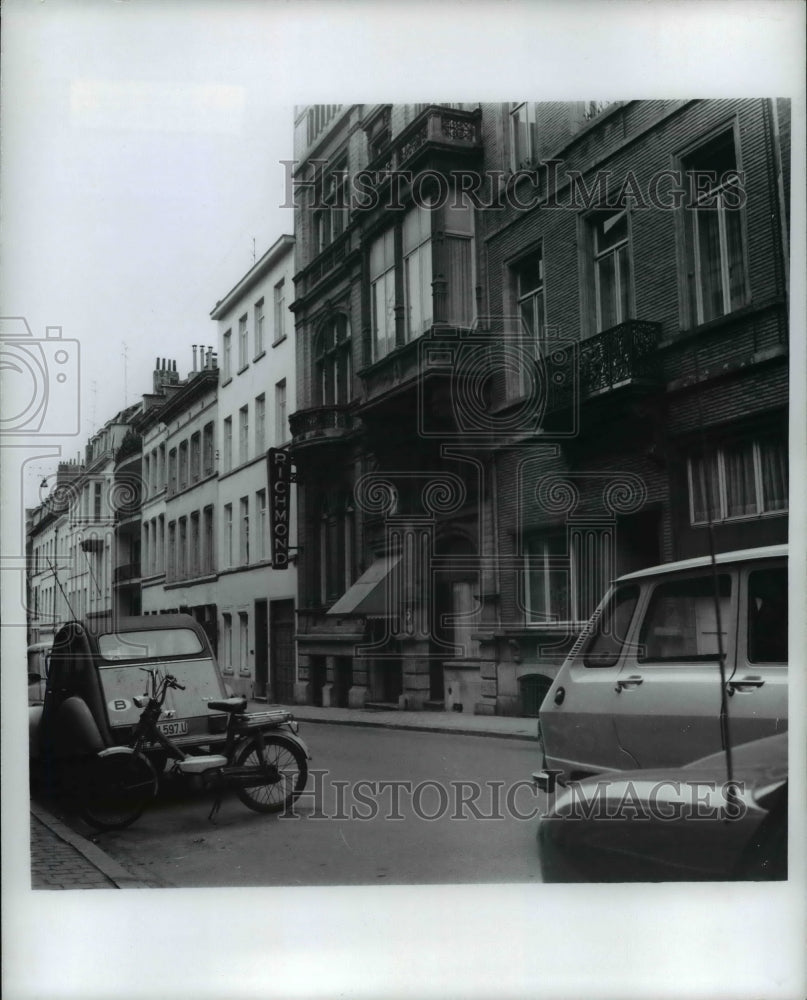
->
[{"left": 287, "top": 100, "right": 789, "bottom": 718}]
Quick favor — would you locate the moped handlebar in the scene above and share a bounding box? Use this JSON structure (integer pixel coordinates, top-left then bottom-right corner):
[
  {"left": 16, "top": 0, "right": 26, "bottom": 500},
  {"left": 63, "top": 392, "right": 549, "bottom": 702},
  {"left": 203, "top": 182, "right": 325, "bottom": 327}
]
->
[{"left": 164, "top": 674, "right": 185, "bottom": 691}]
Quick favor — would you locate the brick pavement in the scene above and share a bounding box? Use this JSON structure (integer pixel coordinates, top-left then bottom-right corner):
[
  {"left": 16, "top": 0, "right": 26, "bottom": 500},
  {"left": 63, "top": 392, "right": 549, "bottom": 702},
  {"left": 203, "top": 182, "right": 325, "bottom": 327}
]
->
[
  {"left": 30, "top": 813, "right": 117, "bottom": 889},
  {"left": 29, "top": 802, "right": 153, "bottom": 890}
]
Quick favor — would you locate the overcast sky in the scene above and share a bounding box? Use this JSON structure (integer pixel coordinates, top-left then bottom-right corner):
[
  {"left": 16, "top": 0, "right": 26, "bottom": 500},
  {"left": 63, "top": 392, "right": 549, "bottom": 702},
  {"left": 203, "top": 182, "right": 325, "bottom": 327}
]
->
[{"left": 3, "top": 3, "right": 299, "bottom": 503}]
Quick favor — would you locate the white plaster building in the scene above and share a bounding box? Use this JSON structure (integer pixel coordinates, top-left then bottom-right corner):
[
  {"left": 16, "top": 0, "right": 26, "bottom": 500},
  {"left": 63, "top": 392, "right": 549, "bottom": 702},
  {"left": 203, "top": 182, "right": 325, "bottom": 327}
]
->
[{"left": 210, "top": 234, "right": 298, "bottom": 700}]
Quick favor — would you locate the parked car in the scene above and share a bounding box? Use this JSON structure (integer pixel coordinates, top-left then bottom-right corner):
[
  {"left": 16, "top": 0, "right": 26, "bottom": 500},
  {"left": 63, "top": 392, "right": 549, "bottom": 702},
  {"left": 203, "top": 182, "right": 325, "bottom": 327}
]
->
[
  {"left": 537, "top": 731, "right": 787, "bottom": 881},
  {"left": 30, "top": 614, "right": 235, "bottom": 776},
  {"left": 534, "top": 545, "right": 787, "bottom": 793},
  {"left": 27, "top": 640, "right": 52, "bottom": 704}
]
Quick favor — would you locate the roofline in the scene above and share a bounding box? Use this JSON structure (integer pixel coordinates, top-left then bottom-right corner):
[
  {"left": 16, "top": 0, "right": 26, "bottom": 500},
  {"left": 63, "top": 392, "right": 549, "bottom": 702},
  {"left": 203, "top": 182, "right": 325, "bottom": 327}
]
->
[
  {"left": 617, "top": 544, "right": 788, "bottom": 583},
  {"left": 210, "top": 234, "right": 295, "bottom": 319},
  {"left": 156, "top": 367, "right": 218, "bottom": 424}
]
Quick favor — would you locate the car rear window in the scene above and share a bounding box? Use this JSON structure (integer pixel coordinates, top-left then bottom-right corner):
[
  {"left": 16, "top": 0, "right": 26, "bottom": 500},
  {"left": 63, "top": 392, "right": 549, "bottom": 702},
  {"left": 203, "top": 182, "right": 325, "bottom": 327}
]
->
[
  {"left": 748, "top": 567, "right": 787, "bottom": 663},
  {"left": 582, "top": 584, "right": 640, "bottom": 668},
  {"left": 638, "top": 574, "right": 731, "bottom": 663},
  {"left": 98, "top": 628, "right": 203, "bottom": 660}
]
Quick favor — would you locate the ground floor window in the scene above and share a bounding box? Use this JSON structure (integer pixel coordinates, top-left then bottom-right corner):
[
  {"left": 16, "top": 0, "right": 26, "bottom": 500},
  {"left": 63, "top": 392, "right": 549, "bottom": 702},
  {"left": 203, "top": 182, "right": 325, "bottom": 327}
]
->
[
  {"left": 688, "top": 432, "right": 788, "bottom": 525},
  {"left": 525, "top": 528, "right": 614, "bottom": 625}
]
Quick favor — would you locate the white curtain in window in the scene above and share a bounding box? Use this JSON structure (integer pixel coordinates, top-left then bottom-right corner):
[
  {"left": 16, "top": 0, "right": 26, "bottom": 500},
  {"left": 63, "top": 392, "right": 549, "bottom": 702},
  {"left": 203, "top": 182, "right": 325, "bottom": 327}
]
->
[
  {"left": 690, "top": 453, "right": 720, "bottom": 523},
  {"left": 760, "top": 436, "right": 788, "bottom": 511},
  {"left": 696, "top": 204, "right": 724, "bottom": 323},
  {"left": 724, "top": 442, "right": 758, "bottom": 517},
  {"left": 403, "top": 205, "right": 432, "bottom": 340},
  {"left": 445, "top": 236, "right": 473, "bottom": 327},
  {"left": 370, "top": 229, "right": 396, "bottom": 360}
]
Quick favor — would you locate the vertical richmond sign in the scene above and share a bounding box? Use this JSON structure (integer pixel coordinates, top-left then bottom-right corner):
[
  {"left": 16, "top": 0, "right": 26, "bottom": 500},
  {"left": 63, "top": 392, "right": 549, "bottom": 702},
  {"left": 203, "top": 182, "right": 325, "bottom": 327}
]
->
[{"left": 267, "top": 448, "right": 291, "bottom": 568}]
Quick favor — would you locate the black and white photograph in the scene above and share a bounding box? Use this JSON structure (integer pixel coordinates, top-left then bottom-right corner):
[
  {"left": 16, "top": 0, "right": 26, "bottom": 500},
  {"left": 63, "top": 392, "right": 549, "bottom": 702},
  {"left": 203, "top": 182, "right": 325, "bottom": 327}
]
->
[{"left": 2, "top": 3, "right": 805, "bottom": 999}]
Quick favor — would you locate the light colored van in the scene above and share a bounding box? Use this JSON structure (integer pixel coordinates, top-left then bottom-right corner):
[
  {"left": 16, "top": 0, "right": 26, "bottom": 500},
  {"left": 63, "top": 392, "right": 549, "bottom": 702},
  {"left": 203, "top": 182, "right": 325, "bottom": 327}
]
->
[{"left": 534, "top": 545, "right": 787, "bottom": 791}]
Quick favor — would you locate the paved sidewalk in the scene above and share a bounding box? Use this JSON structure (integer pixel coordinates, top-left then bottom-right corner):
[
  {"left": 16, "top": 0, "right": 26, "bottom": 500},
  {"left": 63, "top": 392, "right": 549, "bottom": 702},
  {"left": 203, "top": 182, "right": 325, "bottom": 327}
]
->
[
  {"left": 249, "top": 701, "right": 539, "bottom": 741},
  {"left": 30, "top": 801, "right": 152, "bottom": 890}
]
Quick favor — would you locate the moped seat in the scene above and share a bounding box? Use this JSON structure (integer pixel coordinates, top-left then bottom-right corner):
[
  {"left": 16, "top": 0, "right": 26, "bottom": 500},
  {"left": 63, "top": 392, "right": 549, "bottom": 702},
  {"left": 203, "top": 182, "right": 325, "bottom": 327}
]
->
[{"left": 207, "top": 697, "right": 248, "bottom": 714}]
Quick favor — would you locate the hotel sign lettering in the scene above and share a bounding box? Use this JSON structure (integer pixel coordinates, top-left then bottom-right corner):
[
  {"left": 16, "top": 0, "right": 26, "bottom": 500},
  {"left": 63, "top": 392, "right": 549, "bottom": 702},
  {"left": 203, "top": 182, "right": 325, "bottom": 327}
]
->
[{"left": 267, "top": 448, "right": 292, "bottom": 568}]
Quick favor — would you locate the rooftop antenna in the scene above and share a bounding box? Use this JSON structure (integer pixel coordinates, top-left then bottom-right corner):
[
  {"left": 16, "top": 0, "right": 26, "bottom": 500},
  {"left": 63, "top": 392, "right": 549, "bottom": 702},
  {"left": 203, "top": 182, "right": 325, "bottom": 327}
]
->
[
  {"left": 252, "top": 237, "right": 256, "bottom": 264},
  {"left": 122, "top": 341, "right": 129, "bottom": 405},
  {"left": 90, "top": 380, "right": 98, "bottom": 435}
]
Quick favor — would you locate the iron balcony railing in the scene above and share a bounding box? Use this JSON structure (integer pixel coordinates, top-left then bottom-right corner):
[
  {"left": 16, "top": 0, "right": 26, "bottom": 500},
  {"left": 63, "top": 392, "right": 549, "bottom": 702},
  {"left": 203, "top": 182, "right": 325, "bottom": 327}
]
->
[{"left": 289, "top": 404, "right": 354, "bottom": 443}]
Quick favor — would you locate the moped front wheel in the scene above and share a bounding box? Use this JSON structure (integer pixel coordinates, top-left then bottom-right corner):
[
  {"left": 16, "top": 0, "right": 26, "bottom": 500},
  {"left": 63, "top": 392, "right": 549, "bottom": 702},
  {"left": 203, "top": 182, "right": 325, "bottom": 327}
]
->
[
  {"left": 235, "top": 735, "right": 308, "bottom": 814},
  {"left": 78, "top": 749, "right": 158, "bottom": 831}
]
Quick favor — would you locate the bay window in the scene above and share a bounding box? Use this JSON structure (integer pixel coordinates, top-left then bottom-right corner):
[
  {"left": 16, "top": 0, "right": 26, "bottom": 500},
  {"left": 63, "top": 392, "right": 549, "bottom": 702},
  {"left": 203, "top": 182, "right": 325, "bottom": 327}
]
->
[
  {"left": 370, "top": 228, "right": 396, "bottom": 361},
  {"left": 403, "top": 204, "right": 433, "bottom": 340}
]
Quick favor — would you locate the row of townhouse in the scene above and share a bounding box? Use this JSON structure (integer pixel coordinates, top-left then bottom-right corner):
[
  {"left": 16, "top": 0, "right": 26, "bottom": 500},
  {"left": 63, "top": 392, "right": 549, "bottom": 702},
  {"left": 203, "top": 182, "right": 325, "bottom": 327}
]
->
[
  {"left": 287, "top": 100, "right": 790, "bottom": 716},
  {"left": 27, "top": 100, "right": 791, "bottom": 719},
  {"left": 27, "top": 235, "right": 298, "bottom": 701}
]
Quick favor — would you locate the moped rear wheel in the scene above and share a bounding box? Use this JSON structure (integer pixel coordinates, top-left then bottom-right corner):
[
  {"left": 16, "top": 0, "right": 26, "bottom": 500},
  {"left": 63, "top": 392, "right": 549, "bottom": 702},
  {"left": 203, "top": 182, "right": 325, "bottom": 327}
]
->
[
  {"left": 235, "top": 735, "right": 308, "bottom": 814},
  {"left": 78, "top": 750, "right": 158, "bottom": 831}
]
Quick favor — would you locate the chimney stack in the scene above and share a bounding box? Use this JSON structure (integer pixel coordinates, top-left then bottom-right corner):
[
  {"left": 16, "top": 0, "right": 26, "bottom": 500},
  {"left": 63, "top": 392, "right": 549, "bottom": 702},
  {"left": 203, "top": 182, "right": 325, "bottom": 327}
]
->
[{"left": 192, "top": 345, "right": 198, "bottom": 372}]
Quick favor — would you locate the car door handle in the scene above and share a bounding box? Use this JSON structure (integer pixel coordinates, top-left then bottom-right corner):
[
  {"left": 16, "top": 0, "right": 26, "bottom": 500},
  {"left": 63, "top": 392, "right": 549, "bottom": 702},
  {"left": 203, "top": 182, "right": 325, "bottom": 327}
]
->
[
  {"left": 615, "top": 675, "right": 644, "bottom": 693},
  {"left": 726, "top": 676, "right": 765, "bottom": 695}
]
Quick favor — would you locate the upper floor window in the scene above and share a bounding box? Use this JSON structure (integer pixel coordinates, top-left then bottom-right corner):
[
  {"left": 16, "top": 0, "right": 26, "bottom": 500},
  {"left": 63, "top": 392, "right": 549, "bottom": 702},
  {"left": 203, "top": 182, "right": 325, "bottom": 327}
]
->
[
  {"left": 370, "top": 228, "right": 397, "bottom": 361},
  {"left": 239, "top": 406, "right": 249, "bottom": 465},
  {"left": 223, "top": 416, "right": 233, "bottom": 472},
  {"left": 202, "top": 422, "right": 214, "bottom": 475},
  {"left": 275, "top": 379, "right": 287, "bottom": 445},
  {"left": 591, "top": 209, "right": 632, "bottom": 332},
  {"left": 190, "top": 432, "right": 201, "bottom": 482},
  {"left": 403, "top": 204, "right": 433, "bottom": 341},
  {"left": 315, "top": 315, "right": 352, "bottom": 406},
  {"left": 687, "top": 431, "right": 788, "bottom": 525},
  {"left": 444, "top": 196, "right": 475, "bottom": 328},
  {"left": 513, "top": 248, "right": 545, "bottom": 338},
  {"left": 178, "top": 440, "right": 189, "bottom": 489},
  {"left": 254, "top": 298, "right": 265, "bottom": 356},
  {"left": 239, "top": 496, "right": 249, "bottom": 565},
  {"left": 238, "top": 315, "right": 248, "bottom": 370},
  {"left": 510, "top": 102, "right": 537, "bottom": 170},
  {"left": 273, "top": 280, "right": 286, "bottom": 344},
  {"left": 168, "top": 448, "right": 177, "bottom": 494},
  {"left": 314, "top": 162, "right": 348, "bottom": 252},
  {"left": 255, "top": 394, "right": 266, "bottom": 454},
  {"left": 367, "top": 107, "right": 391, "bottom": 161},
  {"left": 682, "top": 129, "right": 747, "bottom": 326},
  {"left": 222, "top": 330, "right": 232, "bottom": 380}
]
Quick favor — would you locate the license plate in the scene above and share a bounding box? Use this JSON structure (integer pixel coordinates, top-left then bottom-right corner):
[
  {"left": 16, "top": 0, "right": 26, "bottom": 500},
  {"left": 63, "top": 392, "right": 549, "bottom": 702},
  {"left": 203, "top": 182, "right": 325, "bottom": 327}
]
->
[{"left": 157, "top": 720, "right": 189, "bottom": 737}]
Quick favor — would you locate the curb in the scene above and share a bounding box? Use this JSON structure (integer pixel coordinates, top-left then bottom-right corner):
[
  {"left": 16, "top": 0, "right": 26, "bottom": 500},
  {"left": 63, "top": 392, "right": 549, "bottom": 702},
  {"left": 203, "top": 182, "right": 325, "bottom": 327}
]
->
[
  {"left": 262, "top": 707, "right": 538, "bottom": 742},
  {"left": 294, "top": 716, "right": 537, "bottom": 741},
  {"left": 30, "top": 801, "right": 152, "bottom": 890}
]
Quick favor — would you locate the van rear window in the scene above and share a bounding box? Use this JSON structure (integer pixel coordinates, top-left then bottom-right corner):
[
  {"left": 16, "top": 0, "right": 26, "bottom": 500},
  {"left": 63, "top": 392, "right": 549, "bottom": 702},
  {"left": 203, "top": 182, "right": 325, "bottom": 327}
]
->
[
  {"left": 638, "top": 574, "right": 731, "bottom": 662},
  {"left": 98, "top": 628, "right": 203, "bottom": 660}
]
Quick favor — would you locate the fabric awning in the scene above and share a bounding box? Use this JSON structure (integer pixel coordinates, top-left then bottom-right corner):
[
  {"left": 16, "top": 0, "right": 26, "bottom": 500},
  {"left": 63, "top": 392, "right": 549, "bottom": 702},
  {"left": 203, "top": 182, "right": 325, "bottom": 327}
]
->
[{"left": 326, "top": 553, "right": 402, "bottom": 616}]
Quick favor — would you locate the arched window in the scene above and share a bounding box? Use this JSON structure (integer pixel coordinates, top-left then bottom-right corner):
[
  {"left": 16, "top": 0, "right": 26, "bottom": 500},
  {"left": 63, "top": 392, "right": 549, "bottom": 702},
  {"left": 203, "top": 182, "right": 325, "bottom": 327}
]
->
[{"left": 314, "top": 315, "right": 352, "bottom": 406}]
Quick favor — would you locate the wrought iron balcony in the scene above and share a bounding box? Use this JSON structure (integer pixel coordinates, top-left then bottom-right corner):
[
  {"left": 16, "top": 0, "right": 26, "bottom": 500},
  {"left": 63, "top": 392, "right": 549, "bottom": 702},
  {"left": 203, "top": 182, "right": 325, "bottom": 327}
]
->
[
  {"left": 546, "top": 320, "right": 662, "bottom": 412},
  {"left": 289, "top": 404, "right": 355, "bottom": 448}
]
